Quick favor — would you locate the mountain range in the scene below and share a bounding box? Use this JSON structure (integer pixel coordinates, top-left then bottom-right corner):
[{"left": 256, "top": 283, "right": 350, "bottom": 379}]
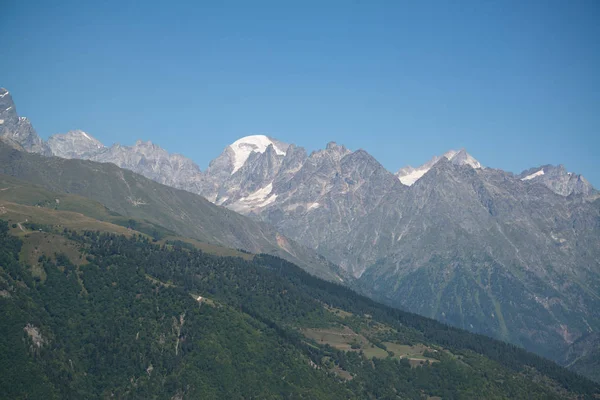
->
[{"left": 1, "top": 86, "right": 599, "bottom": 380}]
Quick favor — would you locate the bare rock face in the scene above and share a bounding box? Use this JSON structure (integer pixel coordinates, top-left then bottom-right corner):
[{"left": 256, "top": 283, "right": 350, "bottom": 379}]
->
[
  {"left": 518, "top": 164, "right": 597, "bottom": 197},
  {"left": 395, "top": 148, "right": 482, "bottom": 186},
  {"left": 24, "top": 323, "right": 46, "bottom": 348},
  {"left": 0, "top": 88, "right": 51, "bottom": 155},
  {"left": 47, "top": 130, "right": 104, "bottom": 158},
  {"left": 91, "top": 140, "right": 205, "bottom": 194},
  {"left": 47, "top": 132, "right": 206, "bottom": 195}
]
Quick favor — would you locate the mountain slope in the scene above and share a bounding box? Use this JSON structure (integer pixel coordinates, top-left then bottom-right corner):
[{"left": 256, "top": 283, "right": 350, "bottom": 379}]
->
[
  {"left": 564, "top": 332, "right": 600, "bottom": 383},
  {"left": 0, "top": 142, "right": 343, "bottom": 281},
  {"left": 33, "top": 127, "right": 600, "bottom": 366},
  {"left": 395, "top": 149, "right": 482, "bottom": 186},
  {"left": 194, "top": 139, "right": 600, "bottom": 367},
  {"left": 1, "top": 220, "right": 598, "bottom": 398},
  {"left": 518, "top": 164, "right": 597, "bottom": 198},
  {"left": 357, "top": 160, "right": 600, "bottom": 360},
  {"left": 46, "top": 130, "right": 104, "bottom": 158},
  {"left": 3, "top": 87, "right": 599, "bottom": 378}
]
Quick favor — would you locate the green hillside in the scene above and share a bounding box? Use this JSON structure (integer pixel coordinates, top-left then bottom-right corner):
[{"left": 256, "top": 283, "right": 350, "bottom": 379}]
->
[
  {"left": 0, "top": 219, "right": 598, "bottom": 399},
  {"left": 0, "top": 174, "right": 253, "bottom": 260},
  {"left": 0, "top": 143, "right": 343, "bottom": 281}
]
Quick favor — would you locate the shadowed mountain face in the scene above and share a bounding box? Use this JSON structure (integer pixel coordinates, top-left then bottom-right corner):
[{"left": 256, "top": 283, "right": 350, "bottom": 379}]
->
[
  {"left": 564, "top": 332, "right": 600, "bottom": 383},
  {"left": 2, "top": 86, "right": 599, "bottom": 369},
  {"left": 356, "top": 160, "right": 600, "bottom": 360}
]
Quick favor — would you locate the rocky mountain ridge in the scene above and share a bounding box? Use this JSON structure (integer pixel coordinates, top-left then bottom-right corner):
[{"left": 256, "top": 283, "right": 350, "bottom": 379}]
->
[
  {"left": 2, "top": 86, "right": 599, "bottom": 375},
  {"left": 0, "top": 88, "right": 51, "bottom": 155}
]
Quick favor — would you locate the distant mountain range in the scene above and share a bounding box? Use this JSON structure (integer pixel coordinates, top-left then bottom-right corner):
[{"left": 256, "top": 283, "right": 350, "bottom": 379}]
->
[{"left": 2, "top": 86, "right": 599, "bottom": 380}]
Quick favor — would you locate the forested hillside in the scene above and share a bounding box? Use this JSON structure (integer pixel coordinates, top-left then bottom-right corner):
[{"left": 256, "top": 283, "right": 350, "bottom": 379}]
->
[{"left": 1, "top": 221, "right": 598, "bottom": 399}]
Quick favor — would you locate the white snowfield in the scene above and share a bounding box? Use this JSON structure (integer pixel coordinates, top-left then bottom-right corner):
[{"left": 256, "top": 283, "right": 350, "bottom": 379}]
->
[
  {"left": 81, "top": 131, "right": 93, "bottom": 141},
  {"left": 229, "top": 135, "right": 286, "bottom": 174},
  {"left": 0, "top": 91, "right": 8, "bottom": 98},
  {"left": 230, "top": 183, "right": 278, "bottom": 211},
  {"left": 521, "top": 169, "right": 545, "bottom": 181},
  {"left": 396, "top": 149, "right": 481, "bottom": 186},
  {"left": 398, "top": 168, "right": 429, "bottom": 186}
]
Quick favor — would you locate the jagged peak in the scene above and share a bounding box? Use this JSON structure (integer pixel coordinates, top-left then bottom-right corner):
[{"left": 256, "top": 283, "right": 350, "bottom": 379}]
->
[
  {"left": 450, "top": 148, "right": 482, "bottom": 169},
  {"left": 326, "top": 141, "right": 342, "bottom": 150},
  {"left": 48, "top": 130, "right": 104, "bottom": 147},
  {"left": 59, "top": 130, "right": 102, "bottom": 142},
  {"left": 518, "top": 164, "right": 595, "bottom": 196},
  {"left": 228, "top": 135, "right": 288, "bottom": 174},
  {"left": 396, "top": 149, "right": 481, "bottom": 186},
  {"left": 344, "top": 148, "right": 378, "bottom": 164}
]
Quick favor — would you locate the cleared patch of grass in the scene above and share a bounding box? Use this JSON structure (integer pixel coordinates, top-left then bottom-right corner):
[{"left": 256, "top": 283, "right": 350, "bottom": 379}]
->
[
  {"left": 2, "top": 202, "right": 135, "bottom": 237},
  {"left": 302, "top": 326, "right": 364, "bottom": 351},
  {"left": 0, "top": 175, "right": 256, "bottom": 261},
  {"left": 302, "top": 326, "right": 388, "bottom": 359},
  {"left": 19, "top": 231, "right": 87, "bottom": 282},
  {"left": 323, "top": 304, "right": 353, "bottom": 319},
  {"left": 301, "top": 326, "right": 439, "bottom": 367},
  {"left": 145, "top": 274, "right": 176, "bottom": 288},
  {"left": 160, "top": 236, "right": 254, "bottom": 260},
  {"left": 361, "top": 345, "right": 390, "bottom": 359},
  {"left": 383, "top": 342, "right": 439, "bottom": 365},
  {"left": 189, "top": 293, "right": 216, "bottom": 307}
]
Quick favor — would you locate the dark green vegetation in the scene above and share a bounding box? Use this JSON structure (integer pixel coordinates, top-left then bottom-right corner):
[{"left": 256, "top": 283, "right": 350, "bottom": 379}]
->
[
  {"left": 0, "top": 143, "right": 342, "bottom": 280},
  {"left": 1, "top": 221, "right": 598, "bottom": 399}
]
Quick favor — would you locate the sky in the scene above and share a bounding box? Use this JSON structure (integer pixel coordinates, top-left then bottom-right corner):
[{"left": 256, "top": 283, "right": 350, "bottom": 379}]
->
[{"left": 1, "top": 0, "right": 599, "bottom": 186}]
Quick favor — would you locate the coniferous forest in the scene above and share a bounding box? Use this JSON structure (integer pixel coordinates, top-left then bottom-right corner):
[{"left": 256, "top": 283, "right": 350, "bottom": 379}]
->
[{"left": 0, "top": 220, "right": 598, "bottom": 399}]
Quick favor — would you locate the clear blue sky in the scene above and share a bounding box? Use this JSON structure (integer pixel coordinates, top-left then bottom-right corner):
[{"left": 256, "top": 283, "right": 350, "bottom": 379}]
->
[{"left": 2, "top": 0, "right": 599, "bottom": 186}]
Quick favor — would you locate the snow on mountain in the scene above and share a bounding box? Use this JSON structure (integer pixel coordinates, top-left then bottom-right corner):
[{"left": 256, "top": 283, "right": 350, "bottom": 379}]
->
[
  {"left": 229, "top": 135, "right": 287, "bottom": 174},
  {"left": 518, "top": 165, "right": 596, "bottom": 197},
  {"left": 395, "top": 166, "right": 429, "bottom": 186},
  {"left": 229, "top": 182, "right": 278, "bottom": 212},
  {"left": 395, "top": 149, "right": 481, "bottom": 186},
  {"left": 521, "top": 169, "right": 545, "bottom": 181},
  {"left": 450, "top": 149, "right": 482, "bottom": 169}
]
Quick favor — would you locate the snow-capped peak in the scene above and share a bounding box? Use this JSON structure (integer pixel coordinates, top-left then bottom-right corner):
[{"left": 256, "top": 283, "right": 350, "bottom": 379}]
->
[
  {"left": 67, "top": 130, "right": 104, "bottom": 148},
  {"left": 396, "top": 149, "right": 482, "bottom": 186},
  {"left": 450, "top": 149, "right": 482, "bottom": 169},
  {"left": 229, "top": 135, "right": 287, "bottom": 174}
]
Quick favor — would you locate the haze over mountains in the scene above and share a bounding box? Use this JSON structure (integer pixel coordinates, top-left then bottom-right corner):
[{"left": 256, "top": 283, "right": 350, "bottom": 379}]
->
[{"left": 2, "top": 87, "right": 599, "bottom": 377}]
